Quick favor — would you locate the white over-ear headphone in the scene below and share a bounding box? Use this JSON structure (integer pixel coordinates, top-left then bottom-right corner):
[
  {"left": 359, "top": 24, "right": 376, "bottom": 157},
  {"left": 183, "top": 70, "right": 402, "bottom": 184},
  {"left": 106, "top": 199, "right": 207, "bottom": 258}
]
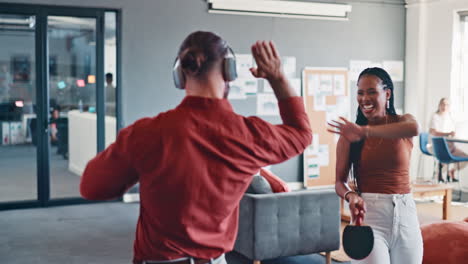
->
[{"left": 173, "top": 46, "right": 238, "bottom": 89}]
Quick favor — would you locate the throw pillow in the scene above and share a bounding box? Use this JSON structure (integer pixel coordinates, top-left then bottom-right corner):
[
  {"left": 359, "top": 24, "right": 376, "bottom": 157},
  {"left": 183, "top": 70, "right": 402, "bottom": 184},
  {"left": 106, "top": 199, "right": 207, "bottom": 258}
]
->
[
  {"left": 259, "top": 168, "right": 290, "bottom": 193},
  {"left": 245, "top": 175, "right": 273, "bottom": 194}
]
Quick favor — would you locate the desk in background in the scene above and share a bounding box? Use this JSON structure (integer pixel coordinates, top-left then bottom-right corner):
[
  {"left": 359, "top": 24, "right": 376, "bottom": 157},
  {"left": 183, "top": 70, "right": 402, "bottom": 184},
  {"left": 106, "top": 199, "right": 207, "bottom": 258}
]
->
[
  {"left": 22, "top": 114, "right": 36, "bottom": 143},
  {"left": 446, "top": 138, "right": 468, "bottom": 144},
  {"left": 412, "top": 184, "right": 453, "bottom": 220},
  {"left": 68, "top": 110, "right": 116, "bottom": 175},
  {"left": 1, "top": 120, "right": 25, "bottom": 145},
  {"left": 446, "top": 138, "right": 468, "bottom": 154}
]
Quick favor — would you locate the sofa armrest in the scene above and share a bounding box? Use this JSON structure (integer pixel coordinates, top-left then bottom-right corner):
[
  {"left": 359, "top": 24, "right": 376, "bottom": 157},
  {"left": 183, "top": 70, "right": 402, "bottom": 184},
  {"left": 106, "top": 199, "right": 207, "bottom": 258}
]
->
[{"left": 234, "top": 188, "right": 340, "bottom": 260}]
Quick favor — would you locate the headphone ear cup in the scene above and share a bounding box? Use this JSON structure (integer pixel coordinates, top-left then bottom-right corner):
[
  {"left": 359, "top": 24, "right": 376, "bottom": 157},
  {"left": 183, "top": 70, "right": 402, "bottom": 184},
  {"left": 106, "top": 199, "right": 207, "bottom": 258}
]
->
[
  {"left": 223, "top": 57, "right": 237, "bottom": 82},
  {"left": 173, "top": 59, "right": 185, "bottom": 89}
]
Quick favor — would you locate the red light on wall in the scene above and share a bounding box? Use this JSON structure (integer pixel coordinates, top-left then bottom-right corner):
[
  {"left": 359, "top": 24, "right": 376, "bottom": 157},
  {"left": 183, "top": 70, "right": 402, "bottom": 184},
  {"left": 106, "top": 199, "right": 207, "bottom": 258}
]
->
[{"left": 76, "top": 79, "right": 86, "bottom": 87}]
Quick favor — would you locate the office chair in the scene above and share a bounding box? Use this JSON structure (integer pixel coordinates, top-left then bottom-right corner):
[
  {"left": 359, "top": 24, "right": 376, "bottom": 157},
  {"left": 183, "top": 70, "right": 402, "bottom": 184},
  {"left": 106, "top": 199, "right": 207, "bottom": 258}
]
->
[
  {"left": 416, "top": 132, "right": 437, "bottom": 183},
  {"left": 431, "top": 137, "right": 468, "bottom": 183}
]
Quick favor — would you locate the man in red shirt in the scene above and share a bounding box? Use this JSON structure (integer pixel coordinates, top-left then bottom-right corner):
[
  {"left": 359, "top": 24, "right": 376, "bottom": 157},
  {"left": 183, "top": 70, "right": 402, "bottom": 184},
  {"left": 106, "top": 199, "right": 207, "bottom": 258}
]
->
[{"left": 80, "top": 31, "right": 312, "bottom": 264}]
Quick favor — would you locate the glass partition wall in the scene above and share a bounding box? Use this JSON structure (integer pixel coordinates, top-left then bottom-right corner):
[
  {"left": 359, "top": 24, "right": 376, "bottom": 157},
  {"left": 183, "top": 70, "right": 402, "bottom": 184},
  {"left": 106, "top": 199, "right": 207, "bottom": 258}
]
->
[
  {"left": 0, "top": 14, "right": 37, "bottom": 203},
  {"left": 0, "top": 4, "right": 120, "bottom": 210}
]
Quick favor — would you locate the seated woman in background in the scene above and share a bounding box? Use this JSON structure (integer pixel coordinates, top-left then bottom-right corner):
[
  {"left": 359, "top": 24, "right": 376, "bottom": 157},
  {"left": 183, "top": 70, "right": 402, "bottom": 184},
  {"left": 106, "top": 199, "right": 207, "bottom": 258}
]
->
[
  {"left": 328, "top": 67, "right": 422, "bottom": 264},
  {"left": 428, "top": 97, "right": 468, "bottom": 182}
]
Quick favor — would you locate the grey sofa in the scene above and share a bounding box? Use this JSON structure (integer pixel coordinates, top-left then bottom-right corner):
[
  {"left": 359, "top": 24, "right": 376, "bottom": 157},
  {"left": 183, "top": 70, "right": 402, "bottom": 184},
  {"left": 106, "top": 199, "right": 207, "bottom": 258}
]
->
[{"left": 234, "top": 188, "right": 340, "bottom": 264}]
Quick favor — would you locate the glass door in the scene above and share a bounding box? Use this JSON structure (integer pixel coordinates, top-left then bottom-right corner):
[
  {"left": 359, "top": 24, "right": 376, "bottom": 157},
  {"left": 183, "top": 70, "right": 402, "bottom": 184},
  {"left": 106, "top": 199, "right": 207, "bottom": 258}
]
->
[
  {"left": 0, "top": 13, "right": 38, "bottom": 203},
  {"left": 47, "top": 15, "right": 98, "bottom": 199},
  {"left": 0, "top": 4, "right": 120, "bottom": 210}
]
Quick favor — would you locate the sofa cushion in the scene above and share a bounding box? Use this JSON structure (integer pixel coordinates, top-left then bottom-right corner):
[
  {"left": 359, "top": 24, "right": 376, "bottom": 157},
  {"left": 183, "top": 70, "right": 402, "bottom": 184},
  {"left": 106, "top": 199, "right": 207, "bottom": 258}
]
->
[
  {"left": 421, "top": 218, "right": 468, "bottom": 264},
  {"left": 246, "top": 175, "right": 273, "bottom": 194},
  {"left": 260, "top": 168, "right": 290, "bottom": 193}
]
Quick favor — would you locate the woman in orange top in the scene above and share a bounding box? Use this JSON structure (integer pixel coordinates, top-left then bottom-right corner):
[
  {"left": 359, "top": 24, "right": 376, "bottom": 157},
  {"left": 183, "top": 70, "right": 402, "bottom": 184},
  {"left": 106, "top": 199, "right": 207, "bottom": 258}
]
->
[{"left": 328, "top": 67, "right": 422, "bottom": 264}]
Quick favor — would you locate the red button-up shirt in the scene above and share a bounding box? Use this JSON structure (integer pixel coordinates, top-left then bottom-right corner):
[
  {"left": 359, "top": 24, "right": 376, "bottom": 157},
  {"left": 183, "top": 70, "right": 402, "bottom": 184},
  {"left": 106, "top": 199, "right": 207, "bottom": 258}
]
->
[{"left": 80, "top": 96, "right": 311, "bottom": 262}]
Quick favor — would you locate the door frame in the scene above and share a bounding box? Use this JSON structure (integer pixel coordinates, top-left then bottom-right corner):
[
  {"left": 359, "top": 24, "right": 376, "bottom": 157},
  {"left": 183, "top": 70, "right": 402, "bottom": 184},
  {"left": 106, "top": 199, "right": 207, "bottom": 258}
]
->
[{"left": 0, "top": 3, "right": 122, "bottom": 210}]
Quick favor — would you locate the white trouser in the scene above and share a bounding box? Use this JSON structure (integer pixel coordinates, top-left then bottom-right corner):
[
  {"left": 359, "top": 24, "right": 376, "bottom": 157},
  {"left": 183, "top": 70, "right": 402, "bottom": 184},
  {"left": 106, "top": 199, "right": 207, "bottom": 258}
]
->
[{"left": 351, "top": 193, "right": 423, "bottom": 264}]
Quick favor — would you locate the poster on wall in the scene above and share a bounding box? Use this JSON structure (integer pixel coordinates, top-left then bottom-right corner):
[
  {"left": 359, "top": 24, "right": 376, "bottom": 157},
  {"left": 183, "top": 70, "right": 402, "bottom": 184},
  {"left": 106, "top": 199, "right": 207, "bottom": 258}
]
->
[
  {"left": 236, "top": 54, "right": 254, "bottom": 78},
  {"left": 263, "top": 78, "right": 301, "bottom": 95},
  {"left": 230, "top": 78, "right": 258, "bottom": 97},
  {"left": 333, "top": 74, "right": 346, "bottom": 96},
  {"left": 349, "top": 60, "right": 371, "bottom": 82},
  {"left": 313, "top": 95, "right": 326, "bottom": 111},
  {"left": 318, "top": 74, "right": 333, "bottom": 95},
  {"left": 282, "top": 56, "right": 296, "bottom": 78},
  {"left": 257, "top": 93, "right": 279, "bottom": 116},
  {"left": 228, "top": 82, "right": 247, "bottom": 100},
  {"left": 290, "top": 78, "right": 301, "bottom": 95},
  {"left": 263, "top": 80, "right": 273, "bottom": 93},
  {"left": 382, "top": 60, "right": 404, "bottom": 82},
  {"left": 307, "top": 161, "right": 320, "bottom": 179},
  {"left": 307, "top": 73, "right": 319, "bottom": 96},
  {"left": 350, "top": 60, "right": 404, "bottom": 82}
]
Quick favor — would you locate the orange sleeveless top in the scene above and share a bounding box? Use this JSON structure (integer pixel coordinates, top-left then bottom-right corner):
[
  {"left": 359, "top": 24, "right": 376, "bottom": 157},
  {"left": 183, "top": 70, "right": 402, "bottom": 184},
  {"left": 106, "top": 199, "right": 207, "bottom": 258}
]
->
[{"left": 357, "top": 115, "right": 413, "bottom": 194}]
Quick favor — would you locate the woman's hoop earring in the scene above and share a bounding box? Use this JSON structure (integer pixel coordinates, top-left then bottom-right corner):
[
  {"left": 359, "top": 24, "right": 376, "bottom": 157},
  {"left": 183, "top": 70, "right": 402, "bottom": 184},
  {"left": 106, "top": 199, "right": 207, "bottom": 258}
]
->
[{"left": 386, "top": 100, "right": 390, "bottom": 109}]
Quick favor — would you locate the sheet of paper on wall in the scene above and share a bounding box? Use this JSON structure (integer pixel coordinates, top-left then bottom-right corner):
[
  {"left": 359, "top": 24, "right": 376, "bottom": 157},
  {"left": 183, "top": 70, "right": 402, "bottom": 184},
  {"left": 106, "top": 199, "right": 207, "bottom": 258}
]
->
[
  {"left": 325, "top": 105, "right": 338, "bottom": 123},
  {"left": 307, "top": 73, "right": 319, "bottom": 96},
  {"left": 317, "top": 144, "right": 329, "bottom": 166},
  {"left": 382, "top": 60, "right": 404, "bottom": 82},
  {"left": 328, "top": 105, "right": 341, "bottom": 143},
  {"left": 336, "top": 96, "right": 350, "bottom": 119},
  {"left": 231, "top": 78, "right": 258, "bottom": 95},
  {"left": 263, "top": 79, "right": 273, "bottom": 93},
  {"left": 370, "top": 62, "right": 382, "bottom": 68},
  {"left": 228, "top": 82, "right": 247, "bottom": 100},
  {"left": 282, "top": 56, "right": 296, "bottom": 78},
  {"left": 307, "top": 164, "right": 320, "bottom": 179},
  {"left": 263, "top": 78, "right": 300, "bottom": 94},
  {"left": 306, "top": 156, "right": 320, "bottom": 179},
  {"left": 349, "top": 60, "right": 371, "bottom": 81},
  {"left": 236, "top": 54, "right": 254, "bottom": 78},
  {"left": 257, "top": 93, "right": 279, "bottom": 116},
  {"left": 333, "top": 74, "right": 346, "bottom": 96},
  {"left": 319, "top": 74, "right": 333, "bottom": 95},
  {"left": 306, "top": 133, "right": 319, "bottom": 155},
  {"left": 289, "top": 78, "right": 302, "bottom": 96},
  {"left": 313, "top": 94, "right": 326, "bottom": 111}
]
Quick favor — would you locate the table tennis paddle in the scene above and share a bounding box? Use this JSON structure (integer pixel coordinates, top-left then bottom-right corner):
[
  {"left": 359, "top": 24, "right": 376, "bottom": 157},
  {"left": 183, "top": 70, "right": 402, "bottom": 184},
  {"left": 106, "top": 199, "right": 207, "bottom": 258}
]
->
[{"left": 342, "top": 215, "right": 374, "bottom": 260}]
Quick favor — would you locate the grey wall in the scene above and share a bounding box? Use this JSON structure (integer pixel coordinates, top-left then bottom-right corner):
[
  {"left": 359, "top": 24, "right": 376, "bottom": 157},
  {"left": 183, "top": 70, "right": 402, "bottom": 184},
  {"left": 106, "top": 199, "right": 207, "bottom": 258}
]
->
[{"left": 0, "top": 0, "right": 406, "bottom": 182}]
